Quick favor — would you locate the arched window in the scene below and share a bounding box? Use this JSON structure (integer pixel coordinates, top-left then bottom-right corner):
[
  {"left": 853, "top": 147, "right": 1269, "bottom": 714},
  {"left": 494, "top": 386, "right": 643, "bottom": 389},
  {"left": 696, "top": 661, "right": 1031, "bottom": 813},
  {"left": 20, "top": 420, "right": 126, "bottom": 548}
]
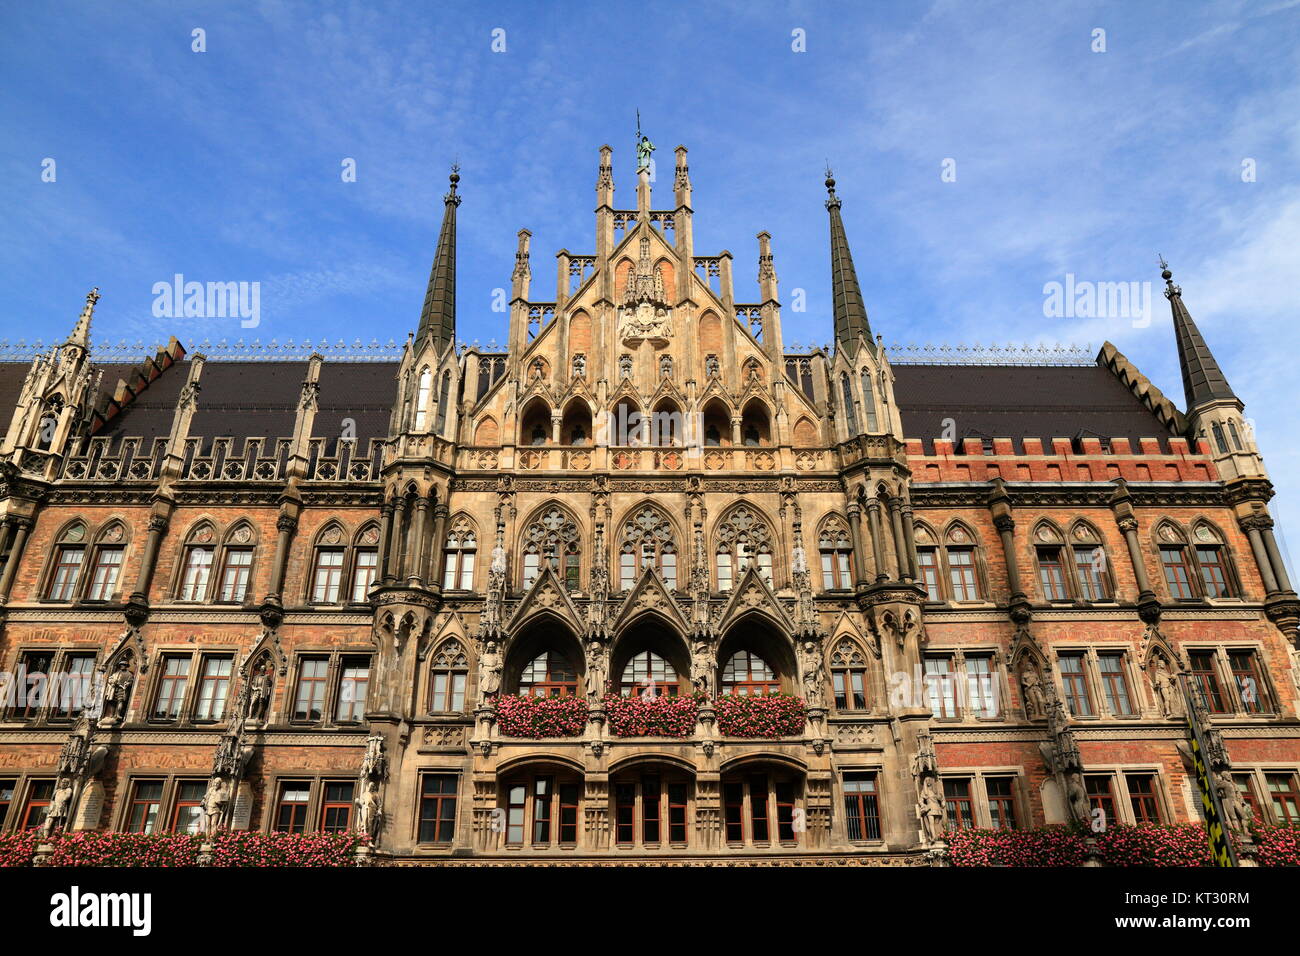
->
[
  {"left": 720, "top": 650, "right": 779, "bottom": 696},
  {"left": 914, "top": 524, "right": 942, "bottom": 601},
  {"left": 740, "top": 399, "right": 770, "bottom": 447},
  {"left": 1192, "top": 523, "right": 1236, "bottom": 598},
  {"left": 433, "top": 370, "right": 452, "bottom": 433},
  {"left": 1228, "top": 420, "right": 1244, "bottom": 451},
  {"left": 1156, "top": 523, "right": 1195, "bottom": 600},
  {"left": 520, "top": 398, "right": 553, "bottom": 447},
  {"left": 442, "top": 517, "right": 477, "bottom": 591},
  {"left": 348, "top": 524, "right": 381, "bottom": 602},
  {"left": 414, "top": 367, "right": 432, "bottom": 431},
  {"left": 944, "top": 524, "right": 982, "bottom": 601},
  {"left": 715, "top": 506, "right": 773, "bottom": 591},
  {"left": 178, "top": 523, "right": 218, "bottom": 602},
  {"left": 618, "top": 506, "right": 678, "bottom": 590},
  {"left": 1069, "top": 522, "right": 1112, "bottom": 602},
  {"left": 1032, "top": 522, "right": 1069, "bottom": 602},
  {"left": 650, "top": 400, "right": 682, "bottom": 446},
  {"left": 830, "top": 640, "right": 869, "bottom": 711},
  {"left": 521, "top": 507, "right": 580, "bottom": 590},
  {"left": 860, "top": 368, "right": 879, "bottom": 431},
  {"left": 309, "top": 523, "right": 348, "bottom": 603},
  {"left": 85, "top": 523, "right": 126, "bottom": 602},
  {"left": 1211, "top": 422, "right": 1228, "bottom": 454},
  {"left": 519, "top": 651, "right": 579, "bottom": 697},
  {"left": 817, "top": 516, "right": 853, "bottom": 590},
  {"left": 217, "top": 522, "right": 256, "bottom": 603},
  {"left": 840, "top": 374, "right": 858, "bottom": 435},
  {"left": 618, "top": 651, "right": 679, "bottom": 697},
  {"left": 47, "top": 523, "right": 88, "bottom": 601},
  {"left": 429, "top": 641, "right": 469, "bottom": 712}
]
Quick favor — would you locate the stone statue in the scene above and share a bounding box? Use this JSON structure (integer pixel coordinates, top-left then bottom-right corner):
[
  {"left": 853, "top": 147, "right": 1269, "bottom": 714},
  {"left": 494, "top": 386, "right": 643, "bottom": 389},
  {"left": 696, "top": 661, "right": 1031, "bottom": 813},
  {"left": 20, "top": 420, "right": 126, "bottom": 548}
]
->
[
  {"left": 799, "top": 641, "right": 825, "bottom": 707},
  {"left": 248, "top": 660, "right": 273, "bottom": 723},
  {"left": 1151, "top": 655, "right": 1183, "bottom": 718},
  {"left": 690, "top": 641, "right": 713, "bottom": 696},
  {"left": 585, "top": 641, "right": 608, "bottom": 701},
  {"left": 478, "top": 641, "right": 503, "bottom": 703},
  {"left": 99, "top": 659, "right": 134, "bottom": 724},
  {"left": 916, "top": 776, "right": 946, "bottom": 844},
  {"left": 201, "top": 777, "right": 230, "bottom": 835},
  {"left": 1066, "top": 772, "right": 1091, "bottom": 826},
  {"left": 636, "top": 133, "right": 655, "bottom": 172},
  {"left": 357, "top": 782, "right": 382, "bottom": 840},
  {"left": 1020, "top": 667, "right": 1047, "bottom": 721},
  {"left": 1215, "top": 769, "right": 1252, "bottom": 835},
  {"left": 911, "top": 730, "right": 938, "bottom": 780},
  {"left": 42, "top": 778, "right": 75, "bottom": 838},
  {"left": 361, "top": 733, "right": 386, "bottom": 780}
]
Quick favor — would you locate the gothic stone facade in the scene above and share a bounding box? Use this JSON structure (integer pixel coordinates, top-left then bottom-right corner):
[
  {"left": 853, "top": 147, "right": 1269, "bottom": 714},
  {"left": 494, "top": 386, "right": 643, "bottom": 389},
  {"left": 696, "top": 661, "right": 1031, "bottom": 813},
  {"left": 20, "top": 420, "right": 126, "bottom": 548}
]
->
[{"left": 1, "top": 144, "right": 1298, "bottom": 864}]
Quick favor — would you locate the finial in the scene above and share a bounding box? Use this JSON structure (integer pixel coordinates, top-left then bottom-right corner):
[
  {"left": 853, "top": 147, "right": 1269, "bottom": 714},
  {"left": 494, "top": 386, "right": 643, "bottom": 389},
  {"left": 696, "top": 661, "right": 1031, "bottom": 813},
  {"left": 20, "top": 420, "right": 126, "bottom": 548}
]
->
[
  {"left": 443, "top": 162, "right": 462, "bottom": 205},
  {"left": 824, "top": 163, "right": 840, "bottom": 209},
  {"left": 1158, "top": 254, "right": 1180, "bottom": 299},
  {"left": 86, "top": 287, "right": 101, "bottom": 309}
]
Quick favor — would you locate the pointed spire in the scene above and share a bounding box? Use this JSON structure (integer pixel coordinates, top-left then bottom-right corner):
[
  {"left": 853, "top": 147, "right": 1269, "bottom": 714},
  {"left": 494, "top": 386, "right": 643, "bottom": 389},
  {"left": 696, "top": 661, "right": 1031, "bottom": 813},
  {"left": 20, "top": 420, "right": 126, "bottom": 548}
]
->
[
  {"left": 416, "top": 167, "right": 461, "bottom": 354},
  {"left": 825, "top": 168, "right": 873, "bottom": 358},
  {"left": 1160, "top": 257, "right": 1237, "bottom": 410},
  {"left": 68, "top": 287, "right": 99, "bottom": 350}
]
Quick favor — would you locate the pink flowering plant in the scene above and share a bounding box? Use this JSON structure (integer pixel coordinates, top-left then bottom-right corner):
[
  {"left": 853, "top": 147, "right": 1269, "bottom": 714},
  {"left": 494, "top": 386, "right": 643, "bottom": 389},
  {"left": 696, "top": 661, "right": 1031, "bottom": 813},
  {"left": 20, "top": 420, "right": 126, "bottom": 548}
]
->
[
  {"left": 206, "top": 830, "right": 364, "bottom": 866},
  {"left": 714, "top": 693, "right": 807, "bottom": 738},
  {"left": 0, "top": 831, "right": 40, "bottom": 867},
  {"left": 48, "top": 831, "right": 202, "bottom": 867},
  {"left": 1253, "top": 825, "right": 1300, "bottom": 867},
  {"left": 603, "top": 692, "right": 701, "bottom": 737},
  {"left": 496, "top": 693, "right": 588, "bottom": 738},
  {"left": 0, "top": 830, "right": 364, "bottom": 867}
]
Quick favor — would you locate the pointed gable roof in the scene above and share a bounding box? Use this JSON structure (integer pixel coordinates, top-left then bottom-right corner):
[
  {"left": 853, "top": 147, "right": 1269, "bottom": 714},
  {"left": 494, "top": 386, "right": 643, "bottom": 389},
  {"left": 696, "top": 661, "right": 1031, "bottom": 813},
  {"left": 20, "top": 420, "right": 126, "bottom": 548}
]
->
[
  {"left": 825, "top": 171, "right": 873, "bottom": 359},
  {"left": 416, "top": 168, "right": 461, "bottom": 355},
  {"left": 1161, "top": 262, "right": 1238, "bottom": 410}
]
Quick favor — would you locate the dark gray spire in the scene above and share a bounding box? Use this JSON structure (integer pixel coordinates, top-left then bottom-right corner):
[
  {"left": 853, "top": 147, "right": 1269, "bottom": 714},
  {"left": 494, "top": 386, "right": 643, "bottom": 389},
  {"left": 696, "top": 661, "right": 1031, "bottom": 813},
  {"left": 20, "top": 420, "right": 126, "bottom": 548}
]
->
[
  {"left": 417, "top": 167, "right": 461, "bottom": 353},
  {"left": 825, "top": 170, "right": 873, "bottom": 358},
  {"left": 1161, "top": 259, "right": 1237, "bottom": 411}
]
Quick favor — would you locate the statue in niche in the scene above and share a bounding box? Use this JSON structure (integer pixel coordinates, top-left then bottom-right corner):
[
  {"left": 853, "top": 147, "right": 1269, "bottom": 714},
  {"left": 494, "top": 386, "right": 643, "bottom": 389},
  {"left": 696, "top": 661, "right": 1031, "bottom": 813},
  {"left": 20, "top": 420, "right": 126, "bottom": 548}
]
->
[
  {"left": 248, "top": 660, "right": 273, "bottom": 723},
  {"left": 1150, "top": 654, "right": 1184, "bottom": 718},
  {"left": 478, "top": 641, "right": 503, "bottom": 704},
  {"left": 799, "top": 640, "right": 825, "bottom": 707},
  {"left": 1020, "top": 666, "right": 1047, "bottom": 721},
  {"left": 691, "top": 641, "right": 713, "bottom": 696},
  {"left": 99, "top": 658, "right": 134, "bottom": 724},
  {"left": 1215, "top": 769, "right": 1253, "bottom": 835},
  {"left": 202, "top": 777, "right": 230, "bottom": 835},
  {"left": 42, "top": 778, "right": 75, "bottom": 838},
  {"left": 916, "top": 776, "right": 945, "bottom": 845}
]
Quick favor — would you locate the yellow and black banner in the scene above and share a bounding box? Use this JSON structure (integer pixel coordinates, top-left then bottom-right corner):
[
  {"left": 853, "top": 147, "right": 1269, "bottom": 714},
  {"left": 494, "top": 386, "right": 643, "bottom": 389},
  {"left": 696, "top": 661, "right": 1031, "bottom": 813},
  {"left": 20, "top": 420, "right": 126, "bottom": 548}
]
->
[{"left": 1182, "top": 677, "right": 1237, "bottom": 867}]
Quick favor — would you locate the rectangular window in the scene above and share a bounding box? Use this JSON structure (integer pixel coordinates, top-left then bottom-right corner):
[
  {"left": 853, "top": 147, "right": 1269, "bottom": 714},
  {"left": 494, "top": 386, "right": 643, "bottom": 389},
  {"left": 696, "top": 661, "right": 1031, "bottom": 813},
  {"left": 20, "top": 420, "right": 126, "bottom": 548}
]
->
[
  {"left": 1160, "top": 546, "right": 1196, "bottom": 599},
  {"left": 86, "top": 547, "right": 124, "bottom": 601},
  {"left": 193, "top": 655, "right": 233, "bottom": 721},
  {"left": 916, "top": 548, "right": 942, "bottom": 601},
  {"left": 614, "top": 782, "right": 635, "bottom": 845},
  {"left": 1125, "top": 773, "right": 1162, "bottom": 824},
  {"left": 775, "top": 781, "right": 797, "bottom": 843},
  {"left": 505, "top": 784, "right": 526, "bottom": 845},
  {"left": 1058, "top": 654, "right": 1093, "bottom": 717},
  {"left": 153, "top": 655, "right": 191, "bottom": 720},
  {"left": 293, "top": 657, "right": 329, "bottom": 722},
  {"left": 127, "top": 780, "right": 164, "bottom": 833},
  {"left": 965, "top": 655, "right": 998, "bottom": 718},
  {"left": 619, "top": 550, "right": 636, "bottom": 591},
  {"left": 350, "top": 549, "right": 378, "bottom": 602},
  {"left": 1196, "top": 546, "right": 1231, "bottom": 598},
  {"left": 336, "top": 658, "right": 370, "bottom": 722},
  {"left": 924, "top": 655, "right": 958, "bottom": 718},
  {"left": 218, "top": 548, "right": 252, "bottom": 602},
  {"left": 179, "top": 546, "right": 214, "bottom": 601},
  {"left": 642, "top": 776, "right": 661, "bottom": 845},
  {"left": 944, "top": 778, "right": 975, "bottom": 829},
  {"left": 532, "top": 776, "right": 553, "bottom": 845},
  {"left": 723, "top": 782, "right": 744, "bottom": 844},
  {"left": 49, "top": 546, "right": 85, "bottom": 601},
  {"left": 21, "top": 781, "right": 54, "bottom": 830},
  {"left": 563, "top": 551, "right": 580, "bottom": 590},
  {"left": 431, "top": 669, "right": 467, "bottom": 713},
  {"left": 717, "top": 552, "right": 733, "bottom": 592},
  {"left": 1266, "top": 773, "right": 1300, "bottom": 825},
  {"left": 559, "top": 783, "right": 580, "bottom": 845},
  {"left": 171, "top": 781, "right": 206, "bottom": 834},
  {"left": 55, "top": 653, "right": 96, "bottom": 718},
  {"left": 1037, "top": 547, "right": 1069, "bottom": 601},
  {"left": 311, "top": 550, "right": 345, "bottom": 603},
  {"left": 986, "top": 777, "right": 1017, "bottom": 829},
  {"left": 1085, "top": 775, "right": 1116, "bottom": 823},
  {"left": 16, "top": 653, "right": 53, "bottom": 720},
  {"left": 947, "top": 548, "right": 979, "bottom": 600},
  {"left": 321, "top": 781, "right": 355, "bottom": 833},
  {"left": 1188, "top": 651, "right": 1227, "bottom": 714},
  {"left": 521, "top": 553, "right": 541, "bottom": 590},
  {"left": 667, "top": 783, "right": 687, "bottom": 844},
  {"left": 833, "top": 667, "right": 868, "bottom": 711},
  {"left": 843, "top": 773, "right": 881, "bottom": 841},
  {"left": 1228, "top": 651, "right": 1266, "bottom": 714},
  {"left": 0, "top": 778, "right": 14, "bottom": 827},
  {"left": 274, "top": 782, "right": 311, "bottom": 833},
  {"left": 1097, "top": 653, "right": 1134, "bottom": 716},
  {"left": 1074, "top": 546, "right": 1109, "bottom": 600},
  {"left": 1235, "top": 774, "right": 1260, "bottom": 821},
  {"left": 749, "top": 774, "right": 770, "bottom": 843}
]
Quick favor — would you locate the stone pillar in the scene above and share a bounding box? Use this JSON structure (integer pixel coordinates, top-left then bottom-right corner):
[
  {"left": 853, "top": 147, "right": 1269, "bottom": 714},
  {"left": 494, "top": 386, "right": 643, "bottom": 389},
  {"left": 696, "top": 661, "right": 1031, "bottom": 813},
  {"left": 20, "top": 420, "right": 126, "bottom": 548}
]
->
[
  {"left": 888, "top": 497, "right": 910, "bottom": 582},
  {"left": 0, "top": 517, "right": 32, "bottom": 601},
  {"left": 268, "top": 513, "right": 297, "bottom": 598},
  {"left": 378, "top": 499, "right": 395, "bottom": 584},
  {"left": 846, "top": 501, "right": 870, "bottom": 588},
  {"left": 866, "top": 496, "right": 888, "bottom": 583},
  {"left": 407, "top": 496, "right": 430, "bottom": 587},
  {"left": 389, "top": 496, "right": 408, "bottom": 582},
  {"left": 1244, "top": 523, "right": 1280, "bottom": 594},
  {"left": 901, "top": 503, "right": 919, "bottom": 582},
  {"left": 428, "top": 503, "right": 450, "bottom": 590},
  {"left": 1261, "top": 524, "right": 1293, "bottom": 592}
]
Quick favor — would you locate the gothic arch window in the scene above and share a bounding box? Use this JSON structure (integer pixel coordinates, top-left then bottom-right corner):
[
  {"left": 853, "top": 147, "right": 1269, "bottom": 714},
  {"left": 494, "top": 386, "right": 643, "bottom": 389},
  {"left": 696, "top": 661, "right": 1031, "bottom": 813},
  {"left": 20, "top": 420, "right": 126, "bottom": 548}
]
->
[
  {"left": 859, "top": 368, "right": 879, "bottom": 432},
  {"left": 308, "top": 522, "right": 349, "bottom": 604},
  {"left": 1068, "top": 521, "right": 1113, "bottom": 602},
  {"left": 413, "top": 366, "right": 433, "bottom": 431},
  {"left": 349, "top": 522, "right": 382, "bottom": 602},
  {"left": 84, "top": 521, "right": 127, "bottom": 602},
  {"left": 521, "top": 506, "right": 581, "bottom": 590},
  {"left": 612, "top": 398, "right": 643, "bottom": 446},
  {"left": 433, "top": 370, "right": 452, "bottom": 433},
  {"left": 216, "top": 521, "right": 257, "bottom": 603},
  {"left": 715, "top": 506, "right": 774, "bottom": 591},
  {"left": 1154, "top": 522, "right": 1196, "bottom": 600},
  {"left": 1227, "top": 419, "right": 1244, "bottom": 451},
  {"left": 519, "top": 650, "right": 579, "bottom": 697},
  {"left": 913, "top": 523, "right": 942, "bottom": 601},
  {"left": 617, "top": 505, "right": 679, "bottom": 590},
  {"left": 740, "top": 398, "right": 770, "bottom": 447},
  {"left": 840, "top": 374, "right": 858, "bottom": 435},
  {"left": 817, "top": 514, "right": 853, "bottom": 591},
  {"left": 1211, "top": 421, "right": 1229, "bottom": 455},
  {"left": 943, "top": 522, "right": 984, "bottom": 601},
  {"left": 720, "top": 650, "right": 779, "bottom": 696},
  {"left": 429, "top": 640, "right": 470, "bottom": 712},
  {"left": 519, "top": 397, "right": 553, "bottom": 447},
  {"left": 650, "top": 399, "right": 683, "bottom": 447},
  {"left": 792, "top": 417, "right": 817, "bottom": 447},
  {"left": 47, "top": 522, "right": 89, "bottom": 601},
  {"left": 176, "top": 522, "right": 219, "bottom": 602},
  {"left": 618, "top": 651, "right": 680, "bottom": 697},
  {"left": 561, "top": 399, "right": 592, "bottom": 446},
  {"left": 830, "top": 639, "right": 870, "bottom": 711},
  {"left": 1031, "top": 521, "right": 1069, "bottom": 602},
  {"left": 1190, "top": 521, "right": 1238, "bottom": 599},
  {"left": 442, "top": 515, "right": 478, "bottom": 591},
  {"left": 701, "top": 398, "right": 730, "bottom": 447}
]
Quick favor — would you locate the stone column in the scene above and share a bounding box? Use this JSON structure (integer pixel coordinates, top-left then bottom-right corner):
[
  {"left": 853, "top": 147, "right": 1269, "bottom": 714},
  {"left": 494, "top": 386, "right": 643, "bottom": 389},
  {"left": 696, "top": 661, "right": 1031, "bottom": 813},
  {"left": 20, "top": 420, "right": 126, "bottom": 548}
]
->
[
  {"left": 268, "top": 513, "right": 297, "bottom": 599},
  {"left": 428, "top": 503, "right": 450, "bottom": 590},
  {"left": 377, "top": 499, "right": 395, "bottom": 584},
  {"left": 866, "top": 495, "right": 888, "bottom": 583},
  {"left": 1260, "top": 524, "right": 1293, "bottom": 592},
  {"left": 901, "top": 503, "right": 919, "bottom": 582},
  {"left": 888, "top": 497, "right": 911, "bottom": 582},
  {"left": 407, "top": 496, "right": 430, "bottom": 588},
  {"left": 1243, "top": 522, "right": 1280, "bottom": 594},
  {"left": 0, "top": 517, "right": 32, "bottom": 601},
  {"left": 846, "top": 501, "right": 870, "bottom": 588}
]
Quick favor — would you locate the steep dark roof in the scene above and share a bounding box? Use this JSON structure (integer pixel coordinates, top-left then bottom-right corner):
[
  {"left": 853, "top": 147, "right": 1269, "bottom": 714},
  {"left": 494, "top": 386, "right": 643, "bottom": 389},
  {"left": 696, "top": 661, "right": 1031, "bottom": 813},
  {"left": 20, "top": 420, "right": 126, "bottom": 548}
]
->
[
  {"left": 94, "top": 362, "right": 187, "bottom": 446},
  {"left": 893, "top": 363, "right": 1177, "bottom": 452},
  {"left": 825, "top": 175, "right": 873, "bottom": 359},
  {"left": 313, "top": 362, "right": 399, "bottom": 450},
  {"left": 416, "top": 171, "right": 461, "bottom": 355},
  {"left": 186, "top": 362, "right": 306, "bottom": 445},
  {"left": 1164, "top": 271, "right": 1237, "bottom": 410},
  {"left": 0, "top": 363, "right": 29, "bottom": 417}
]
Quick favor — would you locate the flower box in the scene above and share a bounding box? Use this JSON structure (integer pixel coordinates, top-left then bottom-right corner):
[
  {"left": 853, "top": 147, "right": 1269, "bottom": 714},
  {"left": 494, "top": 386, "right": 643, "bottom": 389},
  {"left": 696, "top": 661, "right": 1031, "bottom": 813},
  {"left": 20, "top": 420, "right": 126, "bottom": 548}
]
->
[
  {"left": 714, "top": 693, "right": 807, "bottom": 738},
  {"left": 496, "top": 693, "right": 589, "bottom": 738},
  {"left": 603, "top": 693, "right": 701, "bottom": 738}
]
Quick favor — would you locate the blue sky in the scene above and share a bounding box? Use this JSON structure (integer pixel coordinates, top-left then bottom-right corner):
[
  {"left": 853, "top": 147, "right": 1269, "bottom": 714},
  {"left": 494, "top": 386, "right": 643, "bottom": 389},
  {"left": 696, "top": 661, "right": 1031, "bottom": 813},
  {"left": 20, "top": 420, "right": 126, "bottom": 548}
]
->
[{"left": 2, "top": 0, "right": 1298, "bottom": 562}]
